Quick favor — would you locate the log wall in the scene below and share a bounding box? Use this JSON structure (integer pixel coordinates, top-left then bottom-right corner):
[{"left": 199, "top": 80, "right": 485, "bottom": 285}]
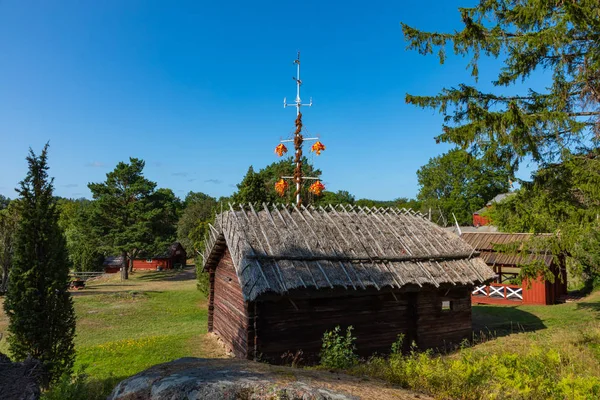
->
[
  {"left": 209, "top": 250, "right": 248, "bottom": 358},
  {"left": 254, "top": 287, "right": 471, "bottom": 364},
  {"left": 415, "top": 287, "right": 472, "bottom": 349}
]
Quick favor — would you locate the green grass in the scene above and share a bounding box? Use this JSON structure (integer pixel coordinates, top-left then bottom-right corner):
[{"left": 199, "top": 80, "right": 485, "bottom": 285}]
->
[{"left": 0, "top": 268, "right": 223, "bottom": 398}]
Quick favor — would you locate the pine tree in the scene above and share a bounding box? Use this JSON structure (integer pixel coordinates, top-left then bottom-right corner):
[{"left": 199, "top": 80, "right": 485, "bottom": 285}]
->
[
  {"left": 88, "top": 158, "right": 175, "bottom": 279},
  {"left": 3, "top": 144, "right": 76, "bottom": 384}
]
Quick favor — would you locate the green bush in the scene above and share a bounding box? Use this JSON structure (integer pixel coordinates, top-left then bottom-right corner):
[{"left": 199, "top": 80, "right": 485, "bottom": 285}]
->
[
  {"left": 196, "top": 266, "right": 210, "bottom": 297},
  {"left": 352, "top": 340, "right": 600, "bottom": 399},
  {"left": 319, "top": 326, "right": 359, "bottom": 369},
  {"left": 42, "top": 369, "right": 117, "bottom": 400}
]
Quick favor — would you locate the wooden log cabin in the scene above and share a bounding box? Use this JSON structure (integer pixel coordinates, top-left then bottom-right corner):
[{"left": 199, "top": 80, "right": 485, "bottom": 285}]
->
[
  {"left": 461, "top": 232, "right": 567, "bottom": 305},
  {"left": 202, "top": 205, "right": 495, "bottom": 363}
]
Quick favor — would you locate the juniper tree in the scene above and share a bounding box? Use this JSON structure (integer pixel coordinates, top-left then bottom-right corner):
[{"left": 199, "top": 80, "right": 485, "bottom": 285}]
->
[{"left": 3, "top": 144, "right": 76, "bottom": 384}]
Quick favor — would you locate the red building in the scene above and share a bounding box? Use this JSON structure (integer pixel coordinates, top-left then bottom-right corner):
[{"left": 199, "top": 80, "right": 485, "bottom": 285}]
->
[
  {"left": 473, "top": 193, "right": 514, "bottom": 227},
  {"left": 103, "top": 243, "right": 187, "bottom": 273},
  {"left": 132, "top": 243, "right": 187, "bottom": 271},
  {"left": 462, "top": 232, "right": 567, "bottom": 305},
  {"left": 103, "top": 256, "right": 125, "bottom": 274}
]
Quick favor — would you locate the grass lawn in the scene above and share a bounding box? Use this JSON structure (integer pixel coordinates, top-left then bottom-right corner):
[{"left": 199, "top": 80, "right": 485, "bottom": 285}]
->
[
  {"left": 2, "top": 270, "right": 600, "bottom": 398},
  {"left": 0, "top": 267, "right": 224, "bottom": 395}
]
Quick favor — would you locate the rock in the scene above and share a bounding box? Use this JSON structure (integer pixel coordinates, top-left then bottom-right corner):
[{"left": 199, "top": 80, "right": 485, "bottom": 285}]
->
[
  {"left": 108, "top": 358, "right": 428, "bottom": 400},
  {"left": 0, "top": 353, "right": 43, "bottom": 400}
]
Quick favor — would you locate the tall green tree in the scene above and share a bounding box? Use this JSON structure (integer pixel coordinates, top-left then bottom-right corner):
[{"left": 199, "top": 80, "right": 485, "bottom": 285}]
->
[
  {"left": 232, "top": 157, "right": 322, "bottom": 205},
  {"left": 177, "top": 191, "right": 217, "bottom": 255},
  {"left": 0, "top": 200, "right": 19, "bottom": 293},
  {"left": 417, "top": 148, "right": 511, "bottom": 226},
  {"left": 403, "top": 1, "right": 600, "bottom": 281},
  {"left": 58, "top": 199, "right": 104, "bottom": 272},
  {"left": 3, "top": 145, "right": 75, "bottom": 384},
  {"left": 88, "top": 158, "right": 176, "bottom": 279},
  {"left": 403, "top": 1, "right": 600, "bottom": 170},
  {"left": 232, "top": 166, "right": 271, "bottom": 204}
]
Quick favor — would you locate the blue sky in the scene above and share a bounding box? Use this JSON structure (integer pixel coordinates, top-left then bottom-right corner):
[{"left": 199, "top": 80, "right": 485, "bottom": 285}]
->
[{"left": 0, "top": 0, "right": 535, "bottom": 201}]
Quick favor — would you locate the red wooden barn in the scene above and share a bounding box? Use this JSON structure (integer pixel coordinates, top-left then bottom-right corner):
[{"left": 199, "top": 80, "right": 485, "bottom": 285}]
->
[
  {"left": 462, "top": 232, "right": 567, "bottom": 305},
  {"left": 202, "top": 205, "right": 494, "bottom": 363},
  {"left": 103, "top": 256, "right": 125, "bottom": 274},
  {"left": 132, "top": 242, "right": 187, "bottom": 271}
]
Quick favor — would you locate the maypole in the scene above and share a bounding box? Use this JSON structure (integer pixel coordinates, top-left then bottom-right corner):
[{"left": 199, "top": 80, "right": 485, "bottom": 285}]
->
[{"left": 274, "top": 52, "right": 325, "bottom": 206}]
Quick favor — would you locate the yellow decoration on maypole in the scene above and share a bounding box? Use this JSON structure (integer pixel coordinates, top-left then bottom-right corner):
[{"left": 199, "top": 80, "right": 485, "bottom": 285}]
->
[
  {"left": 274, "top": 143, "right": 288, "bottom": 157},
  {"left": 311, "top": 141, "right": 325, "bottom": 155},
  {"left": 274, "top": 179, "right": 289, "bottom": 197},
  {"left": 309, "top": 180, "right": 325, "bottom": 196}
]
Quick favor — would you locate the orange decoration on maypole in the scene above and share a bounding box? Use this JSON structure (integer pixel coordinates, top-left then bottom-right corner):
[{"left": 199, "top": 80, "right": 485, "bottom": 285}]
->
[
  {"left": 309, "top": 180, "right": 325, "bottom": 196},
  {"left": 274, "top": 179, "right": 289, "bottom": 197},
  {"left": 274, "top": 143, "right": 288, "bottom": 157},
  {"left": 311, "top": 141, "right": 325, "bottom": 155}
]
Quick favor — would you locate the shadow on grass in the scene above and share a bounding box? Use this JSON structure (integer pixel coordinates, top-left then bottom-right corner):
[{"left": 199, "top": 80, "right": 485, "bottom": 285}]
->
[
  {"left": 576, "top": 301, "right": 600, "bottom": 317},
  {"left": 472, "top": 305, "right": 546, "bottom": 339},
  {"left": 70, "top": 290, "right": 163, "bottom": 298},
  {"left": 134, "top": 268, "right": 196, "bottom": 283}
]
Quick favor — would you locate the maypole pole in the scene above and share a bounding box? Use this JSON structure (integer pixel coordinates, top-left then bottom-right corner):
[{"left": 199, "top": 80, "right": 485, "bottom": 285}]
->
[{"left": 275, "top": 52, "right": 325, "bottom": 206}]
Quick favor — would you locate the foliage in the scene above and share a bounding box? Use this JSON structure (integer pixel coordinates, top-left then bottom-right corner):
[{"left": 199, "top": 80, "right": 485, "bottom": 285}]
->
[
  {"left": 488, "top": 150, "right": 600, "bottom": 286},
  {"left": 232, "top": 157, "right": 322, "bottom": 205},
  {"left": 402, "top": 1, "right": 600, "bottom": 171},
  {"left": 0, "top": 194, "right": 9, "bottom": 210},
  {"left": 3, "top": 144, "right": 76, "bottom": 384},
  {"left": 57, "top": 199, "right": 104, "bottom": 272},
  {"left": 88, "top": 158, "right": 178, "bottom": 279},
  {"left": 417, "top": 148, "right": 511, "bottom": 226},
  {"left": 41, "top": 369, "right": 115, "bottom": 400},
  {"left": 314, "top": 190, "right": 355, "bottom": 206},
  {"left": 232, "top": 166, "right": 271, "bottom": 204},
  {"left": 319, "top": 326, "right": 359, "bottom": 370},
  {"left": 0, "top": 200, "right": 19, "bottom": 294},
  {"left": 177, "top": 191, "right": 217, "bottom": 255},
  {"left": 355, "top": 197, "right": 421, "bottom": 211},
  {"left": 354, "top": 341, "right": 600, "bottom": 400}
]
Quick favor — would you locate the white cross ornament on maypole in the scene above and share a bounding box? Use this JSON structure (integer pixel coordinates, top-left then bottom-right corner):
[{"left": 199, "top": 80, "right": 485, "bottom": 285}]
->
[{"left": 274, "top": 52, "right": 326, "bottom": 206}]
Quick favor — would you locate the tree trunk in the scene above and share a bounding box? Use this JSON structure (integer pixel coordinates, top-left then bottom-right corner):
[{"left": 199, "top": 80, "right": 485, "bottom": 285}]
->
[
  {"left": 0, "top": 264, "right": 8, "bottom": 294},
  {"left": 129, "top": 257, "right": 134, "bottom": 273},
  {"left": 121, "top": 251, "right": 129, "bottom": 280}
]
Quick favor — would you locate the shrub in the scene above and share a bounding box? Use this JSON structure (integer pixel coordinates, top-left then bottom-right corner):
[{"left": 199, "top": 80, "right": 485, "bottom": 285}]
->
[
  {"left": 351, "top": 337, "right": 600, "bottom": 399},
  {"left": 42, "top": 370, "right": 117, "bottom": 400},
  {"left": 319, "top": 326, "right": 359, "bottom": 369},
  {"left": 196, "top": 266, "right": 210, "bottom": 297}
]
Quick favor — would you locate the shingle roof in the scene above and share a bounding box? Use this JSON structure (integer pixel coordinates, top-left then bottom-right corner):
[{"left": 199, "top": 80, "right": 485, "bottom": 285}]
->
[
  {"left": 203, "top": 204, "right": 495, "bottom": 301},
  {"left": 461, "top": 232, "right": 554, "bottom": 267}
]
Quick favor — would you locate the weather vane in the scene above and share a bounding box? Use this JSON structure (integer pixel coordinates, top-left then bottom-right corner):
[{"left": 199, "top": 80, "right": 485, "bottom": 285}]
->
[{"left": 274, "top": 52, "right": 326, "bottom": 206}]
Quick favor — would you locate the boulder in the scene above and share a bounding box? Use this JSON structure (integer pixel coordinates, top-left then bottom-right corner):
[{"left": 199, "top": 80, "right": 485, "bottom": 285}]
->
[
  {"left": 108, "top": 358, "right": 427, "bottom": 400},
  {"left": 0, "top": 353, "right": 43, "bottom": 400}
]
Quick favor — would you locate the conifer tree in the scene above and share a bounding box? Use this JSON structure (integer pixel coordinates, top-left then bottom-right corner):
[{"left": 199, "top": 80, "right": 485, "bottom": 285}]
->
[
  {"left": 402, "top": 1, "right": 600, "bottom": 170},
  {"left": 88, "top": 158, "right": 175, "bottom": 279},
  {"left": 3, "top": 144, "right": 76, "bottom": 384}
]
